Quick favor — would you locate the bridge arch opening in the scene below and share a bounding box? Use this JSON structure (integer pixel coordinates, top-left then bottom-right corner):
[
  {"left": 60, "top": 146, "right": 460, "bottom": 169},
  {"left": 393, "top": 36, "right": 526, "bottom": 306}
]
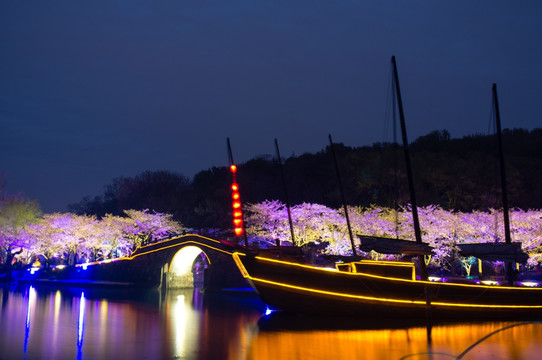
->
[{"left": 167, "top": 246, "right": 209, "bottom": 289}]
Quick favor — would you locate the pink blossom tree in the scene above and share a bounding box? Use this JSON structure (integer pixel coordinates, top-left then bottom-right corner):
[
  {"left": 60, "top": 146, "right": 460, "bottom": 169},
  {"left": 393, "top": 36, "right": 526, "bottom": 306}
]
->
[
  {"left": 98, "top": 214, "right": 133, "bottom": 258},
  {"left": 12, "top": 209, "right": 183, "bottom": 265},
  {"left": 121, "top": 209, "right": 184, "bottom": 251},
  {"left": 245, "top": 200, "right": 291, "bottom": 245},
  {"left": 0, "top": 194, "right": 41, "bottom": 267}
]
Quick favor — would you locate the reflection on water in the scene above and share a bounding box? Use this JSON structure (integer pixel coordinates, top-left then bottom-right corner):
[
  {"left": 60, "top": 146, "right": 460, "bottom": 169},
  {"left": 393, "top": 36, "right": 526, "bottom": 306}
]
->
[
  {"left": 1, "top": 284, "right": 542, "bottom": 360},
  {"left": 1, "top": 284, "right": 264, "bottom": 360},
  {"left": 255, "top": 313, "right": 542, "bottom": 360}
]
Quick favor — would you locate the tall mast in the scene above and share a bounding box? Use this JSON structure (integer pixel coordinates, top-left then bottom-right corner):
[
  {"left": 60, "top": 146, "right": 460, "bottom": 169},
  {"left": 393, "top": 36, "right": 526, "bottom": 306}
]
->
[
  {"left": 329, "top": 134, "right": 356, "bottom": 256},
  {"left": 492, "top": 84, "right": 511, "bottom": 244},
  {"left": 391, "top": 56, "right": 427, "bottom": 280},
  {"left": 493, "top": 84, "right": 515, "bottom": 286},
  {"left": 275, "top": 139, "right": 297, "bottom": 247}
]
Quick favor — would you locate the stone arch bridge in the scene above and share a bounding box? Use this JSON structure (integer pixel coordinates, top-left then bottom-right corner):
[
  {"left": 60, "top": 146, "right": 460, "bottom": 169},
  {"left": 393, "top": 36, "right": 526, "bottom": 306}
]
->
[{"left": 72, "top": 234, "right": 250, "bottom": 290}]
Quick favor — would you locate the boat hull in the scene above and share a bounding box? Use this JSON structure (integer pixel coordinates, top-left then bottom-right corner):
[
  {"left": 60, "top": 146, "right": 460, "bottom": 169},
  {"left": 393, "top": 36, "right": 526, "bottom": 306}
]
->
[{"left": 233, "top": 252, "right": 542, "bottom": 320}]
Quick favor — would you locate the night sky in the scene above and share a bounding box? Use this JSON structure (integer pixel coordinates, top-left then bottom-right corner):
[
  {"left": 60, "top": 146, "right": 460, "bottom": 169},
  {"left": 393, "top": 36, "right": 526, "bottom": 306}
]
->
[{"left": 1, "top": 1, "right": 541, "bottom": 213}]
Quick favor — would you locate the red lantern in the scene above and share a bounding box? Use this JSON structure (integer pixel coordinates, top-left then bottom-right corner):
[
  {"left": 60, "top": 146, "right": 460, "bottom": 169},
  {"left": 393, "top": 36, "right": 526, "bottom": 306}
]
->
[{"left": 230, "top": 164, "right": 244, "bottom": 237}]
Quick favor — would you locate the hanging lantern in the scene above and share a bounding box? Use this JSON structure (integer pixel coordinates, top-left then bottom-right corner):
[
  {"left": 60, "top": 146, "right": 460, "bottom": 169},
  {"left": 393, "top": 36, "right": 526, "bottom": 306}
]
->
[{"left": 230, "top": 165, "right": 244, "bottom": 236}]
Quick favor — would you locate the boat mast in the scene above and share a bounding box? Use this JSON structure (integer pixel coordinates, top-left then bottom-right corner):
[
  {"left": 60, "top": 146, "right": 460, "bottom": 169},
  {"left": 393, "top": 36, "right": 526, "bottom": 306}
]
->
[
  {"left": 329, "top": 134, "right": 357, "bottom": 256},
  {"left": 492, "top": 84, "right": 512, "bottom": 245},
  {"left": 391, "top": 56, "right": 427, "bottom": 280},
  {"left": 275, "top": 138, "right": 297, "bottom": 247},
  {"left": 492, "top": 84, "right": 515, "bottom": 286}
]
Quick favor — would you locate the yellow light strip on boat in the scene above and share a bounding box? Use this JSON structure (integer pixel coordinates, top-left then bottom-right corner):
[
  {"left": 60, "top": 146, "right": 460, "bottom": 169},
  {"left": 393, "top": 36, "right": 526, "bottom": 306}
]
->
[
  {"left": 254, "top": 255, "right": 339, "bottom": 271},
  {"left": 250, "top": 254, "right": 541, "bottom": 291},
  {"left": 248, "top": 275, "right": 542, "bottom": 309},
  {"left": 233, "top": 252, "right": 249, "bottom": 277},
  {"left": 356, "top": 260, "right": 415, "bottom": 267},
  {"left": 353, "top": 260, "right": 416, "bottom": 280},
  {"left": 231, "top": 253, "right": 542, "bottom": 309}
]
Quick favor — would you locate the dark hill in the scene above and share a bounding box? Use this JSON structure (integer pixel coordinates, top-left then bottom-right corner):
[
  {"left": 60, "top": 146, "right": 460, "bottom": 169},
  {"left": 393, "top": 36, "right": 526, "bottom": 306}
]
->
[{"left": 69, "top": 128, "right": 542, "bottom": 229}]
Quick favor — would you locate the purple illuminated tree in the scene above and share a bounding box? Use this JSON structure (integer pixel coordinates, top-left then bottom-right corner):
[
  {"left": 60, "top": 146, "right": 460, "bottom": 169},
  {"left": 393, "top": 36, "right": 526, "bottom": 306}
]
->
[
  {"left": 120, "top": 209, "right": 184, "bottom": 251},
  {"left": 13, "top": 209, "right": 183, "bottom": 265},
  {"left": 20, "top": 213, "right": 98, "bottom": 265},
  {"left": 510, "top": 209, "right": 542, "bottom": 267},
  {"left": 245, "top": 200, "right": 542, "bottom": 270},
  {"left": 98, "top": 214, "right": 133, "bottom": 258},
  {"left": 245, "top": 200, "right": 291, "bottom": 245},
  {"left": 245, "top": 201, "right": 345, "bottom": 248},
  {"left": 0, "top": 193, "right": 41, "bottom": 268}
]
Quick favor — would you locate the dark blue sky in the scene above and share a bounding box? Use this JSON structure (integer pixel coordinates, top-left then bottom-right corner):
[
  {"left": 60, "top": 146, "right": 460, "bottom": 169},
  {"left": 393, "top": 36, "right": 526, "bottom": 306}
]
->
[{"left": 1, "top": 1, "right": 541, "bottom": 213}]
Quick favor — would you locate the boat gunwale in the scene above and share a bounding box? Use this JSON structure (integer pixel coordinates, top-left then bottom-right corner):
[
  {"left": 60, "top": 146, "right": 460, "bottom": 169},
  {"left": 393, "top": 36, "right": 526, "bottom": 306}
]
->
[
  {"left": 233, "top": 252, "right": 542, "bottom": 292},
  {"left": 233, "top": 253, "right": 542, "bottom": 312}
]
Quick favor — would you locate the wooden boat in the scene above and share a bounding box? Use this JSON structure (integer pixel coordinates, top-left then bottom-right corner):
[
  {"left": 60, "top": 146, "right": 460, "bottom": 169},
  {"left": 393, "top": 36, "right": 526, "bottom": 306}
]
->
[
  {"left": 232, "top": 251, "right": 542, "bottom": 319},
  {"left": 232, "top": 57, "right": 542, "bottom": 320}
]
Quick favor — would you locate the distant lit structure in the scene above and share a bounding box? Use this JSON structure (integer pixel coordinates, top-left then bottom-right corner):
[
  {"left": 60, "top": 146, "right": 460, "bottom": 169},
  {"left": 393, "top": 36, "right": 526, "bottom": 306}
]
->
[
  {"left": 226, "top": 138, "right": 247, "bottom": 245},
  {"left": 230, "top": 164, "right": 244, "bottom": 237}
]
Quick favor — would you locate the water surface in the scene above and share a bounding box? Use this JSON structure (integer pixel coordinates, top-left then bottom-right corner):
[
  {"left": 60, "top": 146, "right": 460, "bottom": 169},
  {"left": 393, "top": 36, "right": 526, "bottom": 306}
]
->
[{"left": 1, "top": 284, "right": 541, "bottom": 359}]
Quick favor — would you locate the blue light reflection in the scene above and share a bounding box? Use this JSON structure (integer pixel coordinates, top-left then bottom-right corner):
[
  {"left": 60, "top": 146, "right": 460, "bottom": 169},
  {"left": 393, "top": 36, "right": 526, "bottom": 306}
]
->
[{"left": 76, "top": 292, "right": 85, "bottom": 360}]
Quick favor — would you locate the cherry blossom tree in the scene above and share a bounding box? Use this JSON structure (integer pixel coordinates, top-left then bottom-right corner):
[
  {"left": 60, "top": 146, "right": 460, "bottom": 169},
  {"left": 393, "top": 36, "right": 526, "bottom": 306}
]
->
[
  {"left": 98, "top": 214, "right": 133, "bottom": 258},
  {"left": 290, "top": 203, "right": 343, "bottom": 247},
  {"left": 245, "top": 200, "right": 292, "bottom": 245},
  {"left": 18, "top": 213, "right": 98, "bottom": 265},
  {"left": 121, "top": 209, "right": 184, "bottom": 251},
  {"left": 510, "top": 209, "right": 542, "bottom": 267},
  {"left": 11, "top": 209, "right": 183, "bottom": 265},
  {"left": 245, "top": 201, "right": 346, "bottom": 248},
  {"left": 0, "top": 194, "right": 41, "bottom": 268}
]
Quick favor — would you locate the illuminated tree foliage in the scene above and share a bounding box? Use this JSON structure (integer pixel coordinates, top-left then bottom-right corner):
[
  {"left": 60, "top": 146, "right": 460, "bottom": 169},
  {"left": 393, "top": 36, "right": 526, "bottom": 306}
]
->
[
  {"left": 0, "top": 193, "right": 42, "bottom": 267},
  {"left": 121, "top": 209, "right": 183, "bottom": 250},
  {"left": 244, "top": 201, "right": 542, "bottom": 270},
  {"left": 245, "top": 201, "right": 344, "bottom": 247},
  {"left": 2, "top": 209, "right": 183, "bottom": 267},
  {"left": 2, "top": 196, "right": 541, "bottom": 275}
]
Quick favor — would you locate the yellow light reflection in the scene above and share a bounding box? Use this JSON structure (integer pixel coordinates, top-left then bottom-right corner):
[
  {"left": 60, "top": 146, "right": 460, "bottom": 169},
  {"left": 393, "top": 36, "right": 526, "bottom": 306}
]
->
[
  {"left": 168, "top": 290, "right": 201, "bottom": 359},
  {"left": 248, "top": 322, "right": 542, "bottom": 360},
  {"left": 173, "top": 294, "right": 187, "bottom": 357},
  {"left": 99, "top": 300, "right": 109, "bottom": 345},
  {"left": 52, "top": 290, "right": 61, "bottom": 346}
]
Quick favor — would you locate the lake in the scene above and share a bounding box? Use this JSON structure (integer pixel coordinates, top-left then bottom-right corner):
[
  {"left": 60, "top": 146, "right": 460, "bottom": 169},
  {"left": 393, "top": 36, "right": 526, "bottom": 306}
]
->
[{"left": 1, "top": 283, "right": 542, "bottom": 360}]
